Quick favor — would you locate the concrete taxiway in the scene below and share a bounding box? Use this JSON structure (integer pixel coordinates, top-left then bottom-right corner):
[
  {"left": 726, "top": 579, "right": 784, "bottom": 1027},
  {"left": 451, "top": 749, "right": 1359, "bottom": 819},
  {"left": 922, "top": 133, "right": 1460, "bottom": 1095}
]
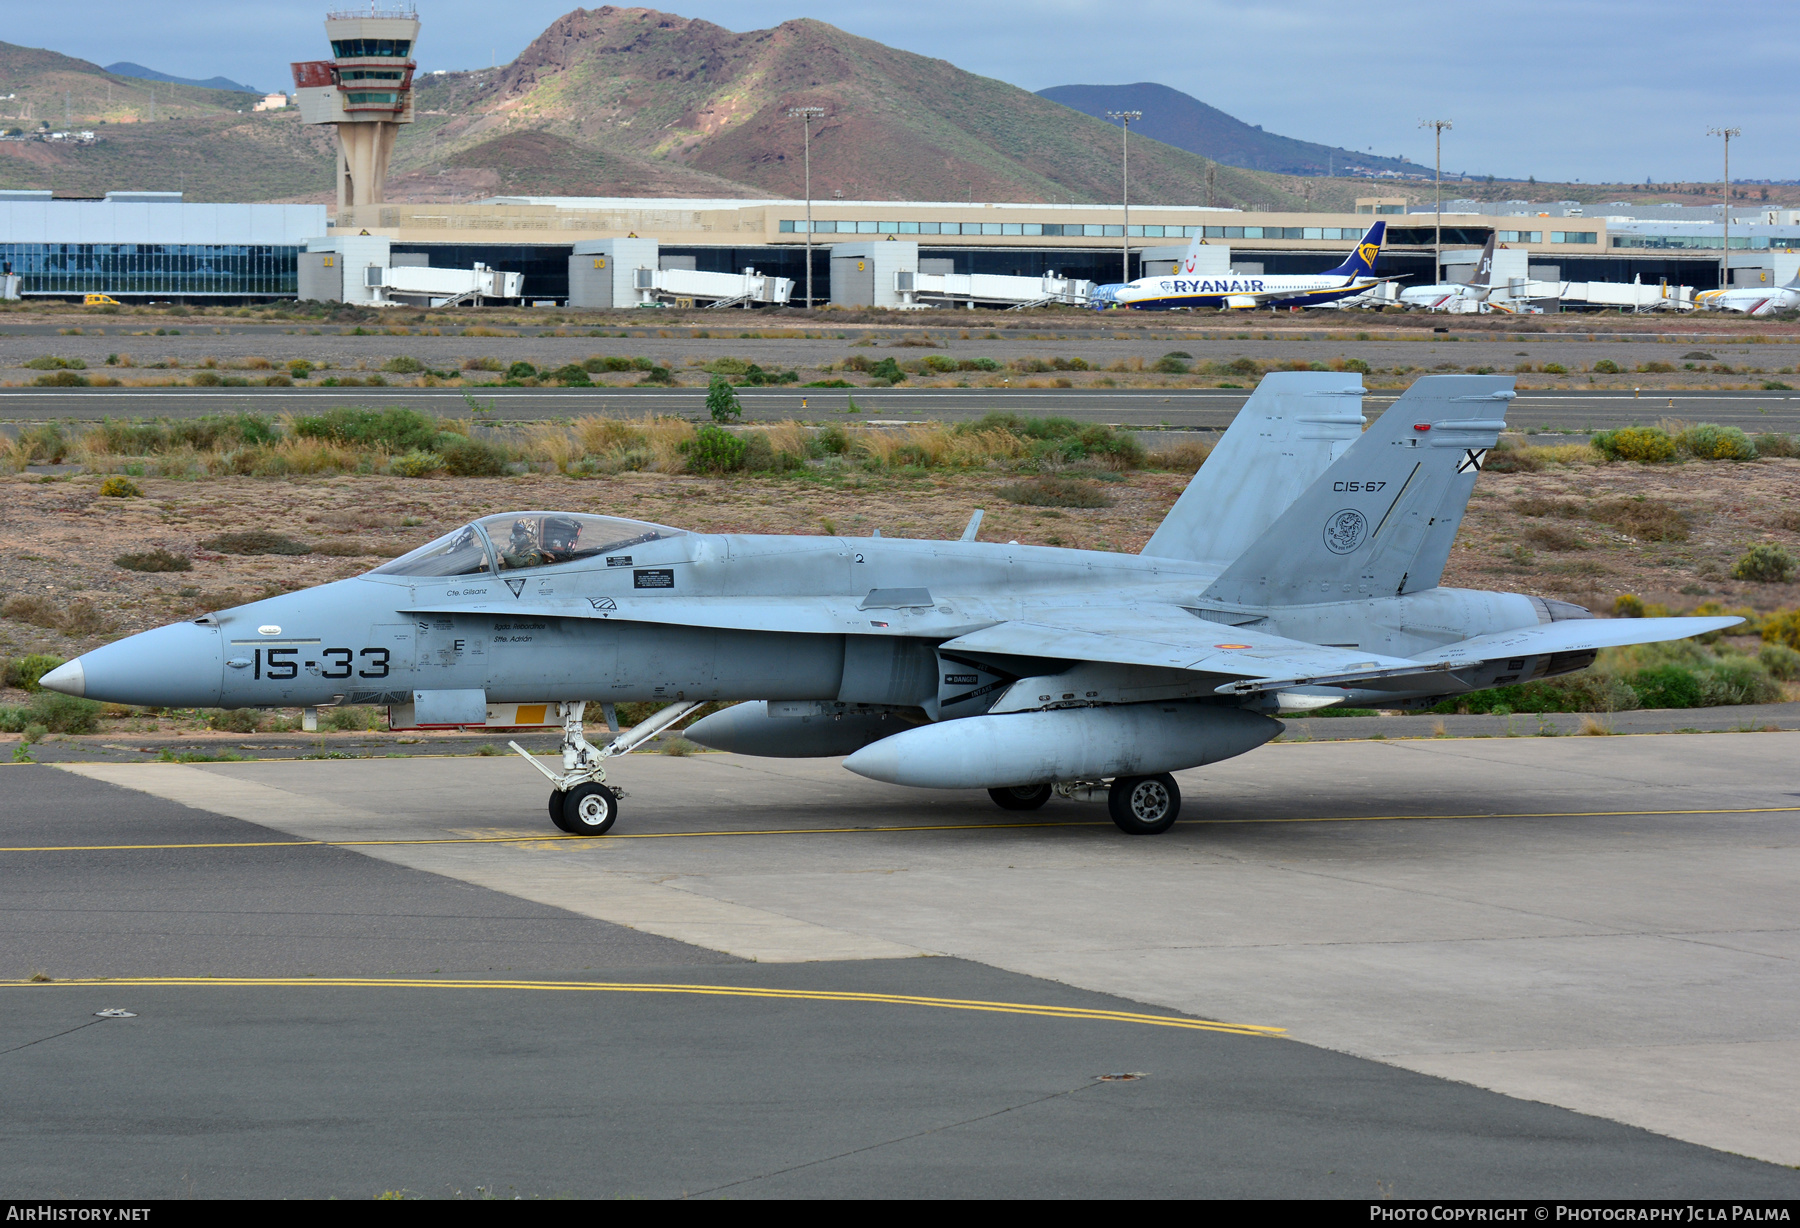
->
[{"left": 4, "top": 732, "right": 1799, "bottom": 1197}]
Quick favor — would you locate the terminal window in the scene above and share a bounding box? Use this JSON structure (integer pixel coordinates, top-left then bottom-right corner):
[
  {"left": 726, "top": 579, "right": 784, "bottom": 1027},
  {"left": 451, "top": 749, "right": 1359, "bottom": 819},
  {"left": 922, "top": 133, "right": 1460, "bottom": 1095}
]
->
[
  {"left": 777, "top": 220, "right": 1364, "bottom": 242},
  {"left": 1497, "top": 231, "right": 1543, "bottom": 243},
  {"left": 1549, "top": 231, "right": 1597, "bottom": 244},
  {"left": 0, "top": 243, "right": 301, "bottom": 296}
]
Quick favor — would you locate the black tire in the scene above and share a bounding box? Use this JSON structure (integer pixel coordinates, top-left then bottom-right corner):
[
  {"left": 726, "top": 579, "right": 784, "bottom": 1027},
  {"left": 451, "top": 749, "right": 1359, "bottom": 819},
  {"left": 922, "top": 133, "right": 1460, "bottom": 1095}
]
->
[
  {"left": 549, "top": 790, "right": 575, "bottom": 833},
  {"left": 1107, "top": 773, "right": 1181, "bottom": 835},
  {"left": 988, "top": 784, "right": 1053, "bottom": 811},
  {"left": 561, "top": 782, "right": 619, "bottom": 835}
]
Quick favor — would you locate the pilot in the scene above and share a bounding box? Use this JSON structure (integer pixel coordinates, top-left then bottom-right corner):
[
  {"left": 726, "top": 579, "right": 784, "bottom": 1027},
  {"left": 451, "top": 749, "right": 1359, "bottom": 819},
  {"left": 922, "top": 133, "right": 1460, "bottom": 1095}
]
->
[
  {"left": 499, "top": 517, "right": 549, "bottom": 569},
  {"left": 540, "top": 516, "right": 582, "bottom": 564}
]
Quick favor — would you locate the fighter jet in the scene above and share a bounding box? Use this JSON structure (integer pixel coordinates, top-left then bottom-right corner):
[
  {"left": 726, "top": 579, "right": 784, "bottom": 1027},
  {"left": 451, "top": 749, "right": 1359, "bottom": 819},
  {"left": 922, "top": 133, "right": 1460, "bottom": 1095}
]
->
[{"left": 41, "top": 374, "right": 1736, "bottom": 836}]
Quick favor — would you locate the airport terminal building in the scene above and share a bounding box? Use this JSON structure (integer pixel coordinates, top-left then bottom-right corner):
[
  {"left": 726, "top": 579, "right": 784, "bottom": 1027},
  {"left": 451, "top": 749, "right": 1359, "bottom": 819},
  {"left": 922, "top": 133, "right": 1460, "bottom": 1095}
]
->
[
  {"left": 0, "top": 190, "right": 326, "bottom": 300},
  {"left": 2, "top": 188, "right": 1795, "bottom": 305}
]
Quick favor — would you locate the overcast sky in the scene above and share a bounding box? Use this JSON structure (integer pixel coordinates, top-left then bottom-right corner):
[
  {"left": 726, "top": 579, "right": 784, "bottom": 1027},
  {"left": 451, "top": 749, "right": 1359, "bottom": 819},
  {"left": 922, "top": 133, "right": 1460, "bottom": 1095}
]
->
[{"left": 20, "top": 0, "right": 1791, "bottom": 184}]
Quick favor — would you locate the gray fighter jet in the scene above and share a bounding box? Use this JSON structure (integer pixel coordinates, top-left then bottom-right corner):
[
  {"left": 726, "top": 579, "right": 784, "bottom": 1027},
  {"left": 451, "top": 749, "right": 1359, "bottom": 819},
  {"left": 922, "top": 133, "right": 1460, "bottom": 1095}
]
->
[{"left": 41, "top": 374, "right": 1736, "bottom": 836}]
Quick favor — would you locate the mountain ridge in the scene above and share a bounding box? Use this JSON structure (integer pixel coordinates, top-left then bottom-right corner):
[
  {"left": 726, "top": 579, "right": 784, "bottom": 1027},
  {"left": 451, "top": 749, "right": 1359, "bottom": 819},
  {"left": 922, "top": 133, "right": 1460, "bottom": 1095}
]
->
[
  {"left": 1037, "top": 82, "right": 1427, "bottom": 180},
  {"left": 103, "top": 63, "right": 259, "bottom": 95}
]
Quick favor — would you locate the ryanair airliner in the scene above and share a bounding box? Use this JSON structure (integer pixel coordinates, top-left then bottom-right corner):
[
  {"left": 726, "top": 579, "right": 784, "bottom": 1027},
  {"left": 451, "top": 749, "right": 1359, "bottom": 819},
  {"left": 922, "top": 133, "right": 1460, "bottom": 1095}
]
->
[{"left": 1094, "top": 221, "right": 1388, "bottom": 311}]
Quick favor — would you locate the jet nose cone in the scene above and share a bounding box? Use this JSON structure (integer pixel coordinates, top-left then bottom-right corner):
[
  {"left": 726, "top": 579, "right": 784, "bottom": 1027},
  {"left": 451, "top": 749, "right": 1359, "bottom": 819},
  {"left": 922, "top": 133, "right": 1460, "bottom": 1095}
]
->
[
  {"left": 37, "top": 658, "right": 85, "bottom": 697},
  {"left": 66, "top": 620, "right": 225, "bottom": 707}
]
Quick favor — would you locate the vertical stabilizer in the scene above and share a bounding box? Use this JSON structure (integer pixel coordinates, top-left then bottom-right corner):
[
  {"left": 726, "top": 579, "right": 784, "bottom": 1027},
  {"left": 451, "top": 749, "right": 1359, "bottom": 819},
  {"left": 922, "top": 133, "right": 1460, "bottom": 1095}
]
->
[
  {"left": 1142, "top": 372, "right": 1364, "bottom": 566},
  {"left": 1465, "top": 233, "right": 1498, "bottom": 286},
  {"left": 1202, "top": 375, "right": 1513, "bottom": 606},
  {"left": 1323, "top": 221, "right": 1386, "bottom": 278}
]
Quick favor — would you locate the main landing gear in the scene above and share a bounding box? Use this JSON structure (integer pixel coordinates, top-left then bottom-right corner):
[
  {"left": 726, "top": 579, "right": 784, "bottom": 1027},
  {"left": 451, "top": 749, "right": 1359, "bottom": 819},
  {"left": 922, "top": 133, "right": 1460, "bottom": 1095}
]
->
[
  {"left": 512, "top": 700, "right": 700, "bottom": 836},
  {"left": 985, "top": 773, "right": 1183, "bottom": 835}
]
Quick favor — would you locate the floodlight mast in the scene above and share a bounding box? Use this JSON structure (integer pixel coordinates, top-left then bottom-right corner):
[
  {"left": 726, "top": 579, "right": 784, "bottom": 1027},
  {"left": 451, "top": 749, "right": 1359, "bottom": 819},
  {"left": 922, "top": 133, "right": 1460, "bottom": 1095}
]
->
[
  {"left": 788, "top": 105, "right": 826, "bottom": 309},
  {"left": 1419, "top": 119, "right": 1452, "bottom": 280},
  {"left": 1708, "top": 126, "right": 1740, "bottom": 293},
  {"left": 1106, "top": 110, "right": 1142, "bottom": 284}
]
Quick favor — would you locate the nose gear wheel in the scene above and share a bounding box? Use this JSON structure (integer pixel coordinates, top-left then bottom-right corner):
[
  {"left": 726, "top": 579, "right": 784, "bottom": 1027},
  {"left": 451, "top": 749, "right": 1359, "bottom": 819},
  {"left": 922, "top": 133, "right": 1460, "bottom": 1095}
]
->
[{"left": 510, "top": 699, "right": 699, "bottom": 835}]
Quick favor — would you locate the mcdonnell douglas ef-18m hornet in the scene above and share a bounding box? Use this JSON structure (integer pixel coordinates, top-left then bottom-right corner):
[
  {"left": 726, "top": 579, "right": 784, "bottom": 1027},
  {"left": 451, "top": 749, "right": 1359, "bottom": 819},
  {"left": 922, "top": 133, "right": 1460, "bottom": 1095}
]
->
[
  {"left": 41, "top": 374, "right": 1737, "bottom": 837},
  {"left": 1091, "top": 221, "right": 1391, "bottom": 311}
]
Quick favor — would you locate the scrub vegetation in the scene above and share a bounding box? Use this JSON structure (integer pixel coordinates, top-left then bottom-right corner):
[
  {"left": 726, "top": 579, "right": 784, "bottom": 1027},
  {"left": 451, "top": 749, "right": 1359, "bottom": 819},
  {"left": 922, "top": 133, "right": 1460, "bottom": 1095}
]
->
[
  {"left": 1428, "top": 637, "right": 1786, "bottom": 716},
  {"left": 7, "top": 408, "right": 1174, "bottom": 480}
]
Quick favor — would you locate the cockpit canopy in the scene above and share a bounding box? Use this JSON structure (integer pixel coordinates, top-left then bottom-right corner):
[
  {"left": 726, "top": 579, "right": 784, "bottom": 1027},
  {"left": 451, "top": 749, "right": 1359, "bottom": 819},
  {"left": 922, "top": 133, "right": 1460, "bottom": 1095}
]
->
[{"left": 371, "top": 513, "right": 686, "bottom": 578}]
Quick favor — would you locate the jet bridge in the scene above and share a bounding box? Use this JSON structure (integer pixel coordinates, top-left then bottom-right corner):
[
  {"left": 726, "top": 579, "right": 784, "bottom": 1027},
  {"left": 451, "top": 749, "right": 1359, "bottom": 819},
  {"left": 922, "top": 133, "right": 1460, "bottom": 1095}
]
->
[
  {"left": 895, "top": 270, "right": 1096, "bottom": 310},
  {"left": 634, "top": 265, "right": 794, "bottom": 309},
  {"left": 368, "top": 262, "right": 523, "bottom": 308},
  {"left": 566, "top": 237, "right": 791, "bottom": 308}
]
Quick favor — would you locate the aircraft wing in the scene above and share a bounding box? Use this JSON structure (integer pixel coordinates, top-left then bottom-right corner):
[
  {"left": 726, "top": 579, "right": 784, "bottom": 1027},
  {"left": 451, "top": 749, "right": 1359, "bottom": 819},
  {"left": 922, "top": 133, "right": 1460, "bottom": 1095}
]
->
[
  {"left": 939, "top": 604, "right": 1423, "bottom": 681},
  {"left": 940, "top": 606, "right": 1746, "bottom": 696}
]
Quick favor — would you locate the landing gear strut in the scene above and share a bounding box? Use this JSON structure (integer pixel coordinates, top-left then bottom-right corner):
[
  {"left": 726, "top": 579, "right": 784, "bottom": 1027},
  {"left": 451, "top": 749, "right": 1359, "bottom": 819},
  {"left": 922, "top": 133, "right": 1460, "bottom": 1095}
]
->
[
  {"left": 987, "top": 783, "right": 1052, "bottom": 811},
  {"left": 511, "top": 700, "right": 700, "bottom": 835}
]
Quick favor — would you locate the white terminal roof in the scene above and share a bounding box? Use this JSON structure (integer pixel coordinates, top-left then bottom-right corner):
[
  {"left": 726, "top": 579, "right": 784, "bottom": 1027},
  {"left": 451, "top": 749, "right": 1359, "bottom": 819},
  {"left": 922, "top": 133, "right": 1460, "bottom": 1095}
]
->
[
  {"left": 0, "top": 200, "right": 327, "bottom": 246},
  {"left": 481, "top": 196, "right": 1241, "bottom": 214}
]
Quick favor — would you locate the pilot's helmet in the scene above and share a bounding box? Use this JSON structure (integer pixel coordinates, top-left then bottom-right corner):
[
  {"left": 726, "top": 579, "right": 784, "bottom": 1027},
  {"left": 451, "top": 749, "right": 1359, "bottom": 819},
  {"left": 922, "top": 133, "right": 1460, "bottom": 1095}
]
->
[
  {"left": 542, "top": 516, "right": 581, "bottom": 553},
  {"left": 508, "top": 518, "right": 537, "bottom": 545}
]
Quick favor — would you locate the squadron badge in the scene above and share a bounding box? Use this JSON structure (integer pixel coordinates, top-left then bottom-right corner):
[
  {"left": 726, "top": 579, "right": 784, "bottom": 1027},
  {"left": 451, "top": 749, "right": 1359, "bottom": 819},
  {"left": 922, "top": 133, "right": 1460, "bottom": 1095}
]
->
[{"left": 1323, "top": 508, "right": 1368, "bottom": 554}]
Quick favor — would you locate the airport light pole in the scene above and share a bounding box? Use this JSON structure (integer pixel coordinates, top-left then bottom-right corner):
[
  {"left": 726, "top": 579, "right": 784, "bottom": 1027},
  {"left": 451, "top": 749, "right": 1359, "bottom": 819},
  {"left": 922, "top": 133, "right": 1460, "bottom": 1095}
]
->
[
  {"left": 1420, "top": 119, "right": 1452, "bottom": 280},
  {"left": 1106, "top": 110, "right": 1141, "bottom": 283},
  {"left": 1708, "top": 126, "right": 1740, "bottom": 292},
  {"left": 788, "top": 105, "right": 826, "bottom": 309}
]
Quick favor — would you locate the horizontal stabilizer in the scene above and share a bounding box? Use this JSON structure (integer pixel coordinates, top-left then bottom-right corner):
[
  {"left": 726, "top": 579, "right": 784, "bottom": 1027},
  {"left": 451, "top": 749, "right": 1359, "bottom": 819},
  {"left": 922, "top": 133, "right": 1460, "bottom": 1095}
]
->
[
  {"left": 1421, "top": 615, "right": 1744, "bottom": 665},
  {"left": 1216, "top": 615, "right": 1744, "bottom": 696}
]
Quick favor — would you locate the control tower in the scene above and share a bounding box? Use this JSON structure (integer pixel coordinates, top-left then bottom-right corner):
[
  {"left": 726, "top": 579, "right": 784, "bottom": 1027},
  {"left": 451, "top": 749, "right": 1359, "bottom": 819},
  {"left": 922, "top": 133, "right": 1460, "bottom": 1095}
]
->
[{"left": 292, "top": 6, "right": 419, "bottom": 208}]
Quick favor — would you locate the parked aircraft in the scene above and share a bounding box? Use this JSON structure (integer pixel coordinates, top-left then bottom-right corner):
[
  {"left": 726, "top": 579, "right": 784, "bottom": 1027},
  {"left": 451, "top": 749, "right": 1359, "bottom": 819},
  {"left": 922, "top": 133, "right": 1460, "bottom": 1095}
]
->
[
  {"left": 1092, "top": 222, "right": 1391, "bottom": 311},
  {"left": 1397, "top": 234, "right": 1497, "bottom": 311},
  {"left": 1696, "top": 271, "right": 1800, "bottom": 315},
  {"left": 41, "top": 374, "right": 1735, "bottom": 836}
]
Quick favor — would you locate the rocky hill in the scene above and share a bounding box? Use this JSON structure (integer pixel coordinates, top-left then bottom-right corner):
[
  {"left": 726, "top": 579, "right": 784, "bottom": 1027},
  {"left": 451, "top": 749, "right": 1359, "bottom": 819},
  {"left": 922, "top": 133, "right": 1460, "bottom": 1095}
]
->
[
  {"left": 0, "top": 13, "right": 1705, "bottom": 211},
  {"left": 388, "top": 7, "right": 1325, "bottom": 208}
]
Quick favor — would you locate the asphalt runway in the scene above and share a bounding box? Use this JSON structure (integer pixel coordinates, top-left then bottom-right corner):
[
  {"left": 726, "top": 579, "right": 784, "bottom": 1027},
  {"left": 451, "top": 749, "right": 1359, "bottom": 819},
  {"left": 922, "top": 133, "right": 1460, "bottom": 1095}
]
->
[
  {"left": 3, "top": 385, "right": 1798, "bottom": 433},
  {"left": 5, "top": 733, "right": 1800, "bottom": 1198}
]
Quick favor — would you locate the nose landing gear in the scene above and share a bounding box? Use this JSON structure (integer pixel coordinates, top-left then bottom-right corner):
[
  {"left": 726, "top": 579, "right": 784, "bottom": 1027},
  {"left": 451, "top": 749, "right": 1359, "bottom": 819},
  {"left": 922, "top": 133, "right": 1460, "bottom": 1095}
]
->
[{"left": 511, "top": 700, "right": 700, "bottom": 836}]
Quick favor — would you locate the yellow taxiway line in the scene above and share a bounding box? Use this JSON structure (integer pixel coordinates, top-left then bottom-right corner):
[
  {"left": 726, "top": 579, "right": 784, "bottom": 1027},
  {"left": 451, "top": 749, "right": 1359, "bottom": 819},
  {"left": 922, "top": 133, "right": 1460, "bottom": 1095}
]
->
[
  {"left": 0, "top": 976, "right": 1284, "bottom": 1037},
  {"left": 0, "top": 805, "right": 1796, "bottom": 855}
]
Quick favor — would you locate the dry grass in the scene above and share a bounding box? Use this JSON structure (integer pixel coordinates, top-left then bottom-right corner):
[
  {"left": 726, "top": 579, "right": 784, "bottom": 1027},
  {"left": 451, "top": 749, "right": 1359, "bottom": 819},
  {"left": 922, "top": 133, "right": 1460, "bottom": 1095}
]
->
[
  {"left": 573, "top": 414, "right": 636, "bottom": 455},
  {"left": 1147, "top": 440, "right": 1213, "bottom": 472},
  {"left": 762, "top": 420, "right": 812, "bottom": 461},
  {"left": 642, "top": 416, "right": 697, "bottom": 471},
  {"left": 523, "top": 423, "right": 578, "bottom": 474},
  {"left": 1525, "top": 443, "right": 1602, "bottom": 465},
  {"left": 1521, "top": 523, "right": 1588, "bottom": 551}
]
